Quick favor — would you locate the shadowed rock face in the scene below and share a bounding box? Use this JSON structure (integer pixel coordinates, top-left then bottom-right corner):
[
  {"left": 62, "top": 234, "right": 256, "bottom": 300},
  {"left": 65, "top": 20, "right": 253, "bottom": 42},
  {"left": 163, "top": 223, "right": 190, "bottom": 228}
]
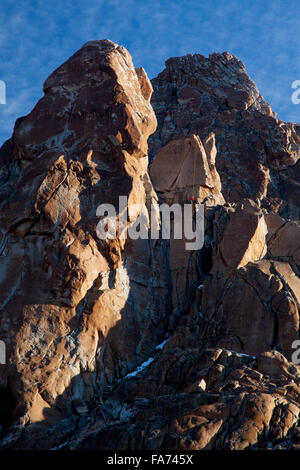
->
[
  {"left": 149, "top": 52, "right": 300, "bottom": 218},
  {"left": 149, "top": 52, "right": 300, "bottom": 362},
  {"left": 0, "top": 43, "right": 300, "bottom": 451}
]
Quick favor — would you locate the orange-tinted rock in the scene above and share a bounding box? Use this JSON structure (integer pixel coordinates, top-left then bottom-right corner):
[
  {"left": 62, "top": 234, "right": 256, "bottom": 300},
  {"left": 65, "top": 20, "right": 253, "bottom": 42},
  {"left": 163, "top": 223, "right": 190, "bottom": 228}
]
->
[
  {"left": 212, "top": 199, "right": 267, "bottom": 272},
  {"left": 150, "top": 133, "right": 224, "bottom": 205},
  {"left": 0, "top": 40, "right": 169, "bottom": 425}
]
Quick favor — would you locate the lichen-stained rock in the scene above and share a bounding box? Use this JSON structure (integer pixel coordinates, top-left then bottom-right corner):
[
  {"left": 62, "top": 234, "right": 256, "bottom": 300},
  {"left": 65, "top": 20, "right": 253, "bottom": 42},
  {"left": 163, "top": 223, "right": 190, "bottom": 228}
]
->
[
  {"left": 25, "top": 346, "right": 299, "bottom": 451},
  {"left": 149, "top": 52, "right": 300, "bottom": 218},
  {"left": 147, "top": 50, "right": 300, "bottom": 364},
  {"left": 1, "top": 43, "right": 300, "bottom": 452},
  {"left": 0, "top": 40, "right": 169, "bottom": 426}
]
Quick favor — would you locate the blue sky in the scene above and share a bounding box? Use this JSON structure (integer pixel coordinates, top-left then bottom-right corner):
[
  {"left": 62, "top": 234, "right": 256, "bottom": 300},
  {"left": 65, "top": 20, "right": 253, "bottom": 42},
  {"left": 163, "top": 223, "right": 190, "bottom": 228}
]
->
[{"left": 1, "top": 0, "right": 300, "bottom": 145}]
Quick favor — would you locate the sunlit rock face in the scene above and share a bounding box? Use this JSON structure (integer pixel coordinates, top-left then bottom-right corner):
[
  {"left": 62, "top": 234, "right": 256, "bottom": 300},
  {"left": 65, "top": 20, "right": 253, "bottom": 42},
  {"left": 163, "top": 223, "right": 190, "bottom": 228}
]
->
[
  {"left": 150, "top": 133, "right": 224, "bottom": 206},
  {"left": 0, "top": 40, "right": 169, "bottom": 424},
  {"left": 0, "top": 44, "right": 300, "bottom": 451}
]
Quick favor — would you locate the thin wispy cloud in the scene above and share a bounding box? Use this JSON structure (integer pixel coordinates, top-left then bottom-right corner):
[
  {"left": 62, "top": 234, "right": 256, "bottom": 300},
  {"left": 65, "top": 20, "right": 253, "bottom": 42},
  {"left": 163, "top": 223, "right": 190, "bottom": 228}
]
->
[{"left": 1, "top": 0, "right": 300, "bottom": 145}]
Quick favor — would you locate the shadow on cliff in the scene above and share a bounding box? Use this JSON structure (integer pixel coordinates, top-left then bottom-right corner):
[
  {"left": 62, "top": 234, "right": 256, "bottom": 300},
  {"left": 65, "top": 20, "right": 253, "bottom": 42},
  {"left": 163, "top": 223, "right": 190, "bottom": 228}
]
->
[
  {"left": 0, "top": 131, "right": 214, "bottom": 449},
  {"left": 0, "top": 161, "right": 175, "bottom": 448}
]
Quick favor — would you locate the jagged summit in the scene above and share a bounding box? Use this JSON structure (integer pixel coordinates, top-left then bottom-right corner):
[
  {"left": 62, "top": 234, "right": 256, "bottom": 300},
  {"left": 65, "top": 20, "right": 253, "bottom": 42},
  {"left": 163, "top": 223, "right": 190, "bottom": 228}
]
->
[
  {"left": 149, "top": 50, "right": 300, "bottom": 218},
  {"left": 0, "top": 41, "right": 299, "bottom": 450},
  {"left": 154, "top": 51, "right": 275, "bottom": 117}
]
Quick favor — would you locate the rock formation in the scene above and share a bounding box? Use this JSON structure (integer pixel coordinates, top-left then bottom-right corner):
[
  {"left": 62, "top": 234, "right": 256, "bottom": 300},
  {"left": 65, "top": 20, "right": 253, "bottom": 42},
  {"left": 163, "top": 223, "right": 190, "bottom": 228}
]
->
[
  {"left": 0, "top": 43, "right": 300, "bottom": 451},
  {"left": 149, "top": 52, "right": 300, "bottom": 218},
  {"left": 0, "top": 40, "right": 169, "bottom": 428}
]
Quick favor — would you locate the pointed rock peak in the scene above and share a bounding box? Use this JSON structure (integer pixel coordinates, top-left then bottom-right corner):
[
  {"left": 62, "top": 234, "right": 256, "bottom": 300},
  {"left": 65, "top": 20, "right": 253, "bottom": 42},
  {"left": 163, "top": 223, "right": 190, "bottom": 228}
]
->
[
  {"left": 81, "top": 39, "right": 119, "bottom": 50},
  {"left": 156, "top": 50, "right": 275, "bottom": 117}
]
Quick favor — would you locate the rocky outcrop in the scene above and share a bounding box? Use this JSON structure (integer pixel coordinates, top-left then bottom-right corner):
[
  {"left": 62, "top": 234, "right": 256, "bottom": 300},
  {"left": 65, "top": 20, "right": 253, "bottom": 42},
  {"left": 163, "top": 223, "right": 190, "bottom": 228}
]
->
[
  {"left": 149, "top": 52, "right": 300, "bottom": 219},
  {"left": 6, "top": 347, "right": 300, "bottom": 451},
  {"left": 74, "top": 348, "right": 300, "bottom": 451},
  {"left": 149, "top": 52, "right": 300, "bottom": 362},
  {"left": 0, "top": 40, "right": 170, "bottom": 427},
  {"left": 150, "top": 133, "right": 224, "bottom": 206},
  {"left": 150, "top": 131, "right": 224, "bottom": 318},
  {"left": 0, "top": 43, "right": 300, "bottom": 451}
]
